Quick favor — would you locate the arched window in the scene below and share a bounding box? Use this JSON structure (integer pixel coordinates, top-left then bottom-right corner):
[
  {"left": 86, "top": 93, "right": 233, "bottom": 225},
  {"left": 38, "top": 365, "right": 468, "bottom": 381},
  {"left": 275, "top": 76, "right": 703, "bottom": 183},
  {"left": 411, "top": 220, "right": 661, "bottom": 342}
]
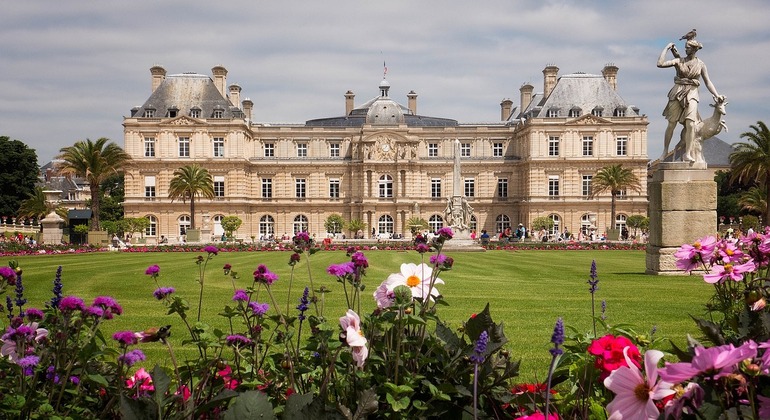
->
[
  {"left": 495, "top": 214, "right": 511, "bottom": 234},
  {"left": 470, "top": 215, "right": 477, "bottom": 232},
  {"left": 615, "top": 214, "right": 628, "bottom": 230},
  {"left": 429, "top": 215, "right": 444, "bottom": 232},
  {"left": 549, "top": 214, "right": 561, "bottom": 236},
  {"left": 178, "top": 215, "right": 191, "bottom": 237},
  {"left": 213, "top": 215, "right": 224, "bottom": 237},
  {"left": 378, "top": 215, "right": 394, "bottom": 235},
  {"left": 260, "top": 215, "right": 275, "bottom": 237},
  {"left": 145, "top": 215, "right": 157, "bottom": 237},
  {"left": 581, "top": 213, "right": 593, "bottom": 236},
  {"left": 293, "top": 214, "right": 308, "bottom": 234},
  {"left": 379, "top": 175, "right": 393, "bottom": 198}
]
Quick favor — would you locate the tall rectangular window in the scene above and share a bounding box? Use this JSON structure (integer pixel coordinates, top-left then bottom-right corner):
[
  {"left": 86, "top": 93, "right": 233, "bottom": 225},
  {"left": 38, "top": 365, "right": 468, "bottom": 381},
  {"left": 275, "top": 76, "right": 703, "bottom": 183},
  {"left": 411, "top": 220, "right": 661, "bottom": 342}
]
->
[
  {"left": 329, "top": 178, "right": 340, "bottom": 198},
  {"left": 461, "top": 143, "right": 471, "bottom": 157},
  {"left": 431, "top": 178, "right": 442, "bottom": 198},
  {"left": 261, "top": 178, "right": 272, "bottom": 199},
  {"left": 213, "top": 176, "right": 225, "bottom": 198},
  {"left": 295, "top": 178, "right": 306, "bottom": 198},
  {"left": 582, "top": 136, "right": 594, "bottom": 156},
  {"left": 144, "top": 138, "right": 155, "bottom": 157},
  {"left": 213, "top": 137, "right": 224, "bottom": 157},
  {"left": 178, "top": 137, "right": 190, "bottom": 157},
  {"left": 548, "top": 175, "right": 560, "bottom": 198},
  {"left": 548, "top": 136, "right": 559, "bottom": 156},
  {"left": 492, "top": 142, "right": 504, "bottom": 157},
  {"left": 616, "top": 136, "right": 628, "bottom": 156},
  {"left": 428, "top": 143, "right": 438, "bottom": 157},
  {"left": 329, "top": 143, "right": 340, "bottom": 158},
  {"left": 582, "top": 175, "right": 593, "bottom": 197},
  {"left": 297, "top": 143, "right": 307, "bottom": 158},
  {"left": 144, "top": 176, "right": 156, "bottom": 200},
  {"left": 464, "top": 178, "right": 475, "bottom": 198},
  {"left": 264, "top": 143, "right": 274, "bottom": 157},
  {"left": 497, "top": 178, "right": 508, "bottom": 198}
]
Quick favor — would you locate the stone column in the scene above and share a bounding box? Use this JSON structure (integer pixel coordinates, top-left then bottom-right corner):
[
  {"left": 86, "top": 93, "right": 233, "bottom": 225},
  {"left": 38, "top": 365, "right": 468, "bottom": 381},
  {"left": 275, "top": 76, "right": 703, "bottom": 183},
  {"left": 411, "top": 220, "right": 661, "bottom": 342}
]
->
[{"left": 646, "top": 163, "right": 716, "bottom": 274}]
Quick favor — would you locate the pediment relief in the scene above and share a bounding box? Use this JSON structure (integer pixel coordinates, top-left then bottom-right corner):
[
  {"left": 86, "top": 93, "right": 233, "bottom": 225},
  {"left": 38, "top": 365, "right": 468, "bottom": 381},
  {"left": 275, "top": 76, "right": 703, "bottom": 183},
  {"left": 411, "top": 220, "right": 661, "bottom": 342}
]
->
[
  {"left": 162, "top": 116, "right": 199, "bottom": 126},
  {"left": 358, "top": 132, "right": 415, "bottom": 161},
  {"left": 567, "top": 114, "right": 611, "bottom": 125}
]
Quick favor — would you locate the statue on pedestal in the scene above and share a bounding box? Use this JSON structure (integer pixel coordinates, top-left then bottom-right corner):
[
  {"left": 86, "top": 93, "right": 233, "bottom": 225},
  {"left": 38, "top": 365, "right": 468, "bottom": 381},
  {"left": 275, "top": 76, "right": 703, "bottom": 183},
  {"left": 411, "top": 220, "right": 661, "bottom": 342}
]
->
[
  {"left": 657, "top": 31, "right": 727, "bottom": 164},
  {"left": 444, "top": 140, "right": 474, "bottom": 234}
]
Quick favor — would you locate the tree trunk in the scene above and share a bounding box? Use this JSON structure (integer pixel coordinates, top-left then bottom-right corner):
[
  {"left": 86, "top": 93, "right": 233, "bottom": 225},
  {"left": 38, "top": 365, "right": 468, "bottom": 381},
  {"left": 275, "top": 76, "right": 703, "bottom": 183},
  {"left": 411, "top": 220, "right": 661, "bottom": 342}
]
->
[
  {"left": 190, "top": 196, "right": 196, "bottom": 229},
  {"left": 610, "top": 192, "right": 617, "bottom": 231},
  {"left": 90, "top": 182, "right": 101, "bottom": 231}
]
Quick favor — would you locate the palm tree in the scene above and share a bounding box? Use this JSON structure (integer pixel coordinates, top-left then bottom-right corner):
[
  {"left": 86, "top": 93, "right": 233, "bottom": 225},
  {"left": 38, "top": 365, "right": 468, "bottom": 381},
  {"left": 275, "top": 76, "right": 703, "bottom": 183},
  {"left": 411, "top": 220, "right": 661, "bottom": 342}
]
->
[
  {"left": 17, "top": 186, "right": 68, "bottom": 221},
  {"left": 730, "top": 121, "right": 770, "bottom": 224},
  {"left": 738, "top": 186, "right": 767, "bottom": 217},
  {"left": 168, "top": 165, "right": 214, "bottom": 230},
  {"left": 590, "top": 164, "right": 642, "bottom": 230},
  {"left": 56, "top": 138, "right": 131, "bottom": 231}
]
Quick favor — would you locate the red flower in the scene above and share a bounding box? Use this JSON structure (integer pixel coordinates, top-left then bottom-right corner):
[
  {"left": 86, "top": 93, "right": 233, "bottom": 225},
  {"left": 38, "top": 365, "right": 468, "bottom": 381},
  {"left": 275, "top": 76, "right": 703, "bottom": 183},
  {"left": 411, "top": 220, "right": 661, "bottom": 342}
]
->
[{"left": 587, "top": 334, "right": 641, "bottom": 379}]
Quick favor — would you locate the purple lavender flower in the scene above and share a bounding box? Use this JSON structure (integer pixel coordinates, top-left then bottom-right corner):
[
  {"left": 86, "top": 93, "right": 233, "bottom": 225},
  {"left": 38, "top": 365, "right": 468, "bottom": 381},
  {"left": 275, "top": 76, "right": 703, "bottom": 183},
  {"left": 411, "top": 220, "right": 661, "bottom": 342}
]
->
[
  {"left": 253, "top": 264, "right": 278, "bottom": 285},
  {"left": 249, "top": 301, "right": 270, "bottom": 316},
  {"left": 297, "top": 286, "right": 309, "bottom": 321},
  {"left": 601, "top": 300, "right": 607, "bottom": 320},
  {"left": 113, "top": 330, "right": 139, "bottom": 346},
  {"left": 204, "top": 245, "right": 219, "bottom": 255},
  {"left": 5, "top": 296, "right": 13, "bottom": 321},
  {"left": 587, "top": 260, "right": 599, "bottom": 294},
  {"left": 351, "top": 252, "right": 368, "bottom": 269},
  {"left": 153, "top": 287, "right": 175, "bottom": 300},
  {"left": 327, "top": 262, "right": 355, "bottom": 277},
  {"left": 470, "top": 330, "right": 488, "bottom": 364},
  {"left": 14, "top": 273, "right": 26, "bottom": 316},
  {"left": 232, "top": 289, "right": 249, "bottom": 302},
  {"left": 25, "top": 308, "right": 44, "bottom": 322},
  {"left": 226, "top": 334, "right": 253, "bottom": 347},
  {"left": 118, "top": 349, "right": 146, "bottom": 367},
  {"left": 49, "top": 266, "right": 63, "bottom": 309},
  {"left": 145, "top": 264, "right": 160, "bottom": 277},
  {"left": 549, "top": 318, "right": 564, "bottom": 356}
]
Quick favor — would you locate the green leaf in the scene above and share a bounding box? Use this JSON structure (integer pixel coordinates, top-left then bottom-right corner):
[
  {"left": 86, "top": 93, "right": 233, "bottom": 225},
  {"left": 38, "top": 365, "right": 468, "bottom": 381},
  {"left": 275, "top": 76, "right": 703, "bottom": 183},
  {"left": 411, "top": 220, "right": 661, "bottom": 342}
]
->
[
  {"left": 222, "top": 390, "right": 277, "bottom": 420},
  {"left": 120, "top": 395, "right": 158, "bottom": 420},
  {"left": 283, "top": 391, "right": 314, "bottom": 419},
  {"left": 151, "top": 365, "right": 171, "bottom": 411},
  {"left": 87, "top": 373, "right": 109, "bottom": 387},
  {"left": 352, "top": 387, "right": 378, "bottom": 420},
  {"left": 385, "top": 393, "right": 410, "bottom": 412}
]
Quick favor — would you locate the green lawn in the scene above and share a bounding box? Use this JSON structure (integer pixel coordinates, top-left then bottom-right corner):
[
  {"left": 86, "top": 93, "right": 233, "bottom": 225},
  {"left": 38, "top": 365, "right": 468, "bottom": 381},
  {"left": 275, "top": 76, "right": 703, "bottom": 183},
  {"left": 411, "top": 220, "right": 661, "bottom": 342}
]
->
[{"left": 4, "top": 249, "right": 712, "bottom": 381}]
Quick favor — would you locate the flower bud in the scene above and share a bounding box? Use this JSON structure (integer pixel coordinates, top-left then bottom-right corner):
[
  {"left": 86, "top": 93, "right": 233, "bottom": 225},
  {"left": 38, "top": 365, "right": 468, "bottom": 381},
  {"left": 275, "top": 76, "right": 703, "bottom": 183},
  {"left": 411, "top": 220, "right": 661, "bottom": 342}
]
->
[{"left": 393, "top": 285, "right": 412, "bottom": 306}]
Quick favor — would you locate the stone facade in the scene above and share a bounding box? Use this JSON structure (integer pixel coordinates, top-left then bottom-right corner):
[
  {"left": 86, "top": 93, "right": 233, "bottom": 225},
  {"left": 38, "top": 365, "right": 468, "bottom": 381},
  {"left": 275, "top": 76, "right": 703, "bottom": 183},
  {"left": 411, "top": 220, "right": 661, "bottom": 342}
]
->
[{"left": 123, "top": 65, "right": 649, "bottom": 243}]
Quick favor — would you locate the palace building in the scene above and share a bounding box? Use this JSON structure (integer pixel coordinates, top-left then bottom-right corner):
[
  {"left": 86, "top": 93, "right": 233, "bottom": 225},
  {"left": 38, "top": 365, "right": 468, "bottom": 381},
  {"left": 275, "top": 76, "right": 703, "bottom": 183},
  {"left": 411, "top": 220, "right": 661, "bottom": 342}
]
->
[{"left": 122, "top": 64, "right": 648, "bottom": 242}]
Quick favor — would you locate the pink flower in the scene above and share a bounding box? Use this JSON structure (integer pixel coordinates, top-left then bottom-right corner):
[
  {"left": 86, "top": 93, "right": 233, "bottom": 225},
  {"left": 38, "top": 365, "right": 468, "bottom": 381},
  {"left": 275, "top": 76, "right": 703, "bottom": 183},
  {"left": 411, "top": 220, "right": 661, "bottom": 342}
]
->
[
  {"left": 217, "top": 365, "right": 239, "bottom": 390},
  {"left": 373, "top": 283, "right": 395, "bottom": 309},
  {"left": 664, "top": 382, "right": 704, "bottom": 419},
  {"left": 674, "top": 236, "right": 717, "bottom": 272},
  {"left": 587, "top": 335, "right": 641, "bottom": 380},
  {"left": 659, "top": 340, "right": 758, "bottom": 382},
  {"left": 515, "top": 413, "right": 559, "bottom": 420},
  {"left": 716, "top": 241, "right": 744, "bottom": 263},
  {"left": 702, "top": 259, "right": 756, "bottom": 284},
  {"left": 604, "top": 348, "right": 675, "bottom": 420},
  {"left": 126, "top": 367, "right": 154, "bottom": 393},
  {"left": 339, "top": 309, "right": 368, "bottom": 368}
]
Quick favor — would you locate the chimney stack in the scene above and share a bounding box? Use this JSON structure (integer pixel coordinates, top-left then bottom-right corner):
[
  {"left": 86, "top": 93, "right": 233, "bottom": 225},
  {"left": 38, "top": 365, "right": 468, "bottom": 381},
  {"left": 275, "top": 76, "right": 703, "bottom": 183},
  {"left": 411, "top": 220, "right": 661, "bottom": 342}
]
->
[
  {"left": 407, "top": 90, "right": 418, "bottom": 114},
  {"left": 242, "top": 98, "right": 253, "bottom": 122},
  {"left": 212, "top": 65, "right": 228, "bottom": 97},
  {"left": 519, "top": 83, "right": 534, "bottom": 115},
  {"left": 500, "top": 98, "right": 513, "bottom": 121},
  {"left": 345, "top": 90, "right": 355, "bottom": 115},
  {"left": 229, "top": 84, "right": 241, "bottom": 108},
  {"left": 150, "top": 65, "right": 166, "bottom": 93},
  {"left": 543, "top": 65, "right": 559, "bottom": 97},
  {"left": 602, "top": 64, "right": 619, "bottom": 91}
]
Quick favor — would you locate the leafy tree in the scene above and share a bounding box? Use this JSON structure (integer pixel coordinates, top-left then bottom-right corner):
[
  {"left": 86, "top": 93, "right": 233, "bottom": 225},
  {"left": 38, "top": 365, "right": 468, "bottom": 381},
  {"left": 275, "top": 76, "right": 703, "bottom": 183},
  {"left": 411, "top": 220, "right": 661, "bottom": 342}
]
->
[
  {"left": 0, "top": 136, "right": 39, "bottom": 217},
  {"left": 324, "top": 214, "right": 345, "bottom": 234},
  {"left": 17, "top": 186, "right": 68, "bottom": 221},
  {"left": 167, "top": 165, "right": 214, "bottom": 230},
  {"left": 531, "top": 216, "right": 554, "bottom": 231},
  {"left": 743, "top": 215, "right": 760, "bottom": 231},
  {"left": 626, "top": 214, "right": 649, "bottom": 238},
  {"left": 590, "top": 164, "right": 642, "bottom": 229},
  {"left": 221, "top": 216, "right": 243, "bottom": 239},
  {"left": 99, "top": 173, "right": 125, "bottom": 222},
  {"left": 406, "top": 216, "right": 428, "bottom": 234},
  {"left": 731, "top": 121, "right": 770, "bottom": 224},
  {"left": 738, "top": 187, "right": 767, "bottom": 217},
  {"left": 347, "top": 219, "right": 367, "bottom": 237},
  {"left": 124, "top": 217, "right": 151, "bottom": 238},
  {"left": 56, "top": 138, "right": 131, "bottom": 231}
]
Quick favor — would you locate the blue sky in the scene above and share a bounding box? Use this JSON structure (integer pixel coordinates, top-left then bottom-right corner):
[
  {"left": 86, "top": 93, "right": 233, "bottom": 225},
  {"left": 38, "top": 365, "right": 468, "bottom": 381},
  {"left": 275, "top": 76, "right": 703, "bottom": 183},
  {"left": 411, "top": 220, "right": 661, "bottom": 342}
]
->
[{"left": 1, "top": 0, "right": 768, "bottom": 163}]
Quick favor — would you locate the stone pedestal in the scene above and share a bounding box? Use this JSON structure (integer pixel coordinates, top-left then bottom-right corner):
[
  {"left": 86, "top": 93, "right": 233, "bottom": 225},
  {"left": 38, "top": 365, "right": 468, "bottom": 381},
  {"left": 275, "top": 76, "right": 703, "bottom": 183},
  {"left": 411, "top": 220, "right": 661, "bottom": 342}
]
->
[{"left": 646, "top": 162, "right": 716, "bottom": 274}]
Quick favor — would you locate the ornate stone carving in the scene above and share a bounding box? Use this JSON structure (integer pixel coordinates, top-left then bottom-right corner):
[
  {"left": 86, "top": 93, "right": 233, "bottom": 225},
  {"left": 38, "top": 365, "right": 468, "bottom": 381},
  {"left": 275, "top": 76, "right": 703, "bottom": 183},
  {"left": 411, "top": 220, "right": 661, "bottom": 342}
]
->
[{"left": 373, "top": 135, "right": 396, "bottom": 160}]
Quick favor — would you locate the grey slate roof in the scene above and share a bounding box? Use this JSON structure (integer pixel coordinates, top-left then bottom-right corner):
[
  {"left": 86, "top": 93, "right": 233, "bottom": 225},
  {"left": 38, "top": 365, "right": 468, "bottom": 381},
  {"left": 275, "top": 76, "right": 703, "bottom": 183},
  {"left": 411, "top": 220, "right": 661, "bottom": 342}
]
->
[
  {"left": 668, "top": 135, "right": 734, "bottom": 167},
  {"left": 130, "top": 73, "right": 242, "bottom": 119}
]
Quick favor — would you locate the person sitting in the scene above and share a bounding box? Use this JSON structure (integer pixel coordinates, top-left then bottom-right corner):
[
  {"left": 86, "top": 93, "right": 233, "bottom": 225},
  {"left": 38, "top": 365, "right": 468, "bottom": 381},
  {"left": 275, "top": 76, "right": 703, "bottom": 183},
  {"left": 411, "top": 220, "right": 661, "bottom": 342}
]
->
[
  {"left": 159, "top": 235, "right": 168, "bottom": 244},
  {"left": 480, "top": 229, "right": 490, "bottom": 246}
]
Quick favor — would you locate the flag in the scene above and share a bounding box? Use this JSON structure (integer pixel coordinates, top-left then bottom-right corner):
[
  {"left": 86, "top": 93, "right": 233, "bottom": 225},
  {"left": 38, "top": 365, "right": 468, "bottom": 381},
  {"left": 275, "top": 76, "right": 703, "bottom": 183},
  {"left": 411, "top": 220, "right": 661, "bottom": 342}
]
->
[{"left": 383, "top": 61, "right": 387, "bottom": 75}]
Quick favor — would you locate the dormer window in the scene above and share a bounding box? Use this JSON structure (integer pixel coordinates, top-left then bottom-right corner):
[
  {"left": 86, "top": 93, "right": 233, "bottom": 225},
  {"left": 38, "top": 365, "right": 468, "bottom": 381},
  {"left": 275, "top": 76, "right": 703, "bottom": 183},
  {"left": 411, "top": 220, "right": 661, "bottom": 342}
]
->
[
  {"left": 591, "top": 107, "right": 604, "bottom": 117},
  {"left": 546, "top": 108, "right": 559, "bottom": 118},
  {"left": 189, "top": 107, "right": 201, "bottom": 118},
  {"left": 213, "top": 109, "right": 224, "bottom": 119},
  {"left": 613, "top": 107, "right": 627, "bottom": 117},
  {"left": 167, "top": 106, "right": 179, "bottom": 118},
  {"left": 143, "top": 108, "right": 155, "bottom": 118},
  {"left": 569, "top": 107, "right": 581, "bottom": 118}
]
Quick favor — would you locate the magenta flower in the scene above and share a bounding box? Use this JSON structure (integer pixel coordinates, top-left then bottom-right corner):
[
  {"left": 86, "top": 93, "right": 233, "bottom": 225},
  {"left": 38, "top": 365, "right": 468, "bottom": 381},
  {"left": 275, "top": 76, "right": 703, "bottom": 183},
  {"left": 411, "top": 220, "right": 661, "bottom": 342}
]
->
[
  {"left": 145, "top": 265, "right": 160, "bottom": 277},
  {"left": 253, "top": 264, "right": 278, "bottom": 285},
  {"left": 436, "top": 227, "right": 453, "bottom": 239},
  {"left": 351, "top": 252, "right": 368, "bottom": 269},
  {"left": 702, "top": 259, "right": 756, "bottom": 284},
  {"left": 204, "top": 245, "right": 219, "bottom": 255},
  {"left": 604, "top": 348, "right": 675, "bottom": 420},
  {"left": 716, "top": 241, "right": 744, "bottom": 263},
  {"left": 232, "top": 289, "right": 249, "bottom": 302},
  {"left": 327, "top": 262, "right": 355, "bottom": 277},
  {"left": 226, "top": 334, "right": 253, "bottom": 347},
  {"left": 25, "top": 308, "right": 44, "bottom": 322},
  {"left": 93, "top": 296, "right": 123, "bottom": 316},
  {"left": 415, "top": 243, "right": 430, "bottom": 254},
  {"left": 0, "top": 266, "right": 16, "bottom": 282},
  {"left": 674, "top": 236, "right": 717, "bottom": 272},
  {"left": 113, "top": 330, "right": 139, "bottom": 346},
  {"left": 152, "top": 287, "right": 175, "bottom": 300},
  {"left": 659, "top": 340, "right": 758, "bottom": 382},
  {"left": 83, "top": 306, "right": 104, "bottom": 318},
  {"left": 248, "top": 301, "right": 269, "bottom": 316},
  {"left": 59, "top": 296, "right": 85, "bottom": 312},
  {"left": 118, "top": 349, "right": 146, "bottom": 367}
]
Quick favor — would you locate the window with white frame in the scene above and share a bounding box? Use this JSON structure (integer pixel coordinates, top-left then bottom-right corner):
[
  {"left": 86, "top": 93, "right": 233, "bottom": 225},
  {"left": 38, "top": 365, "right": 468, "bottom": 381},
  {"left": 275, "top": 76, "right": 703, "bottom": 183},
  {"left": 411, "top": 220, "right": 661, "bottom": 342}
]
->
[
  {"left": 144, "top": 109, "right": 155, "bottom": 118},
  {"left": 213, "top": 215, "right": 223, "bottom": 237},
  {"left": 329, "top": 178, "right": 340, "bottom": 198},
  {"left": 431, "top": 178, "right": 441, "bottom": 198},
  {"left": 582, "top": 175, "right": 593, "bottom": 197},
  {"left": 262, "top": 178, "right": 272, "bottom": 199},
  {"left": 145, "top": 215, "right": 157, "bottom": 237},
  {"left": 614, "top": 107, "right": 626, "bottom": 117},
  {"left": 548, "top": 175, "right": 559, "bottom": 198},
  {"left": 496, "top": 214, "right": 511, "bottom": 234},
  {"left": 178, "top": 215, "right": 191, "bottom": 236},
  {"left": 492, "top": 142, "right": 504, "bottom": 157},
  {"left": 470, "top": 215, "right": 477, "bottom": 232},
  {"left": 329, "top": 143, "right": 340, "bottom": 158},
  {"left": 464, "top": 178, "right": 475, "bottom": 197},
  {"left": 293, "top": 215, "right": 308, "bottom": 234},
  {"left": 213, "top": 176, "right": 225, "bottom": 198},
  {"left": 295, "top": 178, "right": 306, "bottom": 198},
  {"left": 213, "top": 137, "right": 224, "bottom": 157},
  {"left": 582, "top": 136, "right": 594, "bottom": 156},
  {"left": 616, "top": 136, "right": 628, "bottom": 156},
  {"left": 428, "top": 143, "right": 438, "bottom": 157},
  {"left": 549, "top": 214, "right": 561, "bottom": 236},
  {"left": 189, "top": 108, "right": 201, "bottom": 118},
  {"left": 581, "top": 213, "right": 593, "bottom": 236},
  {"left": 497, "top": 178, "right": 508, "bottom": 198},
  {"left": 297, "top": 143, "right": 307, "bottom": 158},
  {"left": 178, "top": 137, "right": 190, "bottom": 157},
  {"left": 617, "top": 188, "right": 628, "bottom": 200},
  {"left": 260, "top": 215, "right": 275, "bottom": 237},
  {"left": 592, "top": 107, "right": 603, "bottom": 117},
  {"left": 144, "top": 176, "right": 156, "bottom": 200},
  {"left": 615, "top": 214, "right": 627, "bottom": 230},
  {"left": 144, "top": 137, "right": 155, "bottom": 157},
  {"left": 547, "top": 108, "right": 559, "bottom": 118},
  {"left": 213, "top": 109, "right": 224, "bottom": 119},
  {"left": 569, "top": 108, "right": 581, "bottom": 118},
  {"left": 429, "top": 215, "right": 444, "bottom": 232},
  {"left": 548, "top": 136, "right": 559, "bottom": 156},
  {"left": 461, "top": 143, "right": 471, "bottom": 157},
  {"left": 378, "top": 215, "right": 394, "bottom": 235},
  {"left": 264, "top": 143, "right": 275, "bottom": 157},
  {"left": 379, "top": 175, "right": 393, "bottom": 198}
]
